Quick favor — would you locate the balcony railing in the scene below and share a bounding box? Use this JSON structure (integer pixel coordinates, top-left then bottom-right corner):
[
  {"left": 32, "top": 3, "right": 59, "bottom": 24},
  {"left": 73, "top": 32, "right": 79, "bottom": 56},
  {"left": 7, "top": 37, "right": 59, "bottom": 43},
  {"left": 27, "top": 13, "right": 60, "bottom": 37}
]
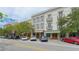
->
[{"left": 46, "top": 17, "right": 53, "bottom": 23}]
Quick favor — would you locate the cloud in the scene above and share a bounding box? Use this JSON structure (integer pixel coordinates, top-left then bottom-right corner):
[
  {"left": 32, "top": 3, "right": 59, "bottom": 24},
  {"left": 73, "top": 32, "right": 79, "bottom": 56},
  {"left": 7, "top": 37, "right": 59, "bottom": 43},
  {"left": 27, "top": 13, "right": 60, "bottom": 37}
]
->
[
  {"left": 0, "top": 7, "right": 49, "bottom": 22},
  {"left": 0, "top": 7, "right": 49, "bottom": 27}
]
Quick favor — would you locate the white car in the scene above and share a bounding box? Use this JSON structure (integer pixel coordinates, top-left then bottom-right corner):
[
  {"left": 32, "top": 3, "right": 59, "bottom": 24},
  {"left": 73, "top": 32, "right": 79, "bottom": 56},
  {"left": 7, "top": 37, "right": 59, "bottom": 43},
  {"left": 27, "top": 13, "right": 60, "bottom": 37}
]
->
[
  {"left": 30, "top": 36, "right": 37, "bottom": 41},
  {"left": 21, "top": 36, "right": 29, "bottom": 41}
]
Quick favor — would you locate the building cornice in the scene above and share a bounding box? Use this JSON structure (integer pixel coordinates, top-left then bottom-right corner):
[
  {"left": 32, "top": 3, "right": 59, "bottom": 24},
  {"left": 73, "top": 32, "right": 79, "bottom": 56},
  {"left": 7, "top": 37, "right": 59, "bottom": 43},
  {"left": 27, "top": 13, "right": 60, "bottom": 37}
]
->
[{"left": 32, "top": 7, "right": 63, "bottom": 17}]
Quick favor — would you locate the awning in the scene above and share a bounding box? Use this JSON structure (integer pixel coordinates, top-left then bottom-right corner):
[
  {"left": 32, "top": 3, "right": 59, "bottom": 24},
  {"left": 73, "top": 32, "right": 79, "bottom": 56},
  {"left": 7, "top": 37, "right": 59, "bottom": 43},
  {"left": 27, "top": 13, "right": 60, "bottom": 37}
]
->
[{"left": 46, "top": 30, "right": 60, "bottom": 33}]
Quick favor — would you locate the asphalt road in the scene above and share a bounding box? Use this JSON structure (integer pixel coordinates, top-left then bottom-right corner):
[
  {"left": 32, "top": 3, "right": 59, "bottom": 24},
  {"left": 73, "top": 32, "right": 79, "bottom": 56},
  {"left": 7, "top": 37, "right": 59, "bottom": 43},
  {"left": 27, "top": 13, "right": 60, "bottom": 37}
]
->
[{"left": 0, "top": 38, "right": 79, "bottom": 51}]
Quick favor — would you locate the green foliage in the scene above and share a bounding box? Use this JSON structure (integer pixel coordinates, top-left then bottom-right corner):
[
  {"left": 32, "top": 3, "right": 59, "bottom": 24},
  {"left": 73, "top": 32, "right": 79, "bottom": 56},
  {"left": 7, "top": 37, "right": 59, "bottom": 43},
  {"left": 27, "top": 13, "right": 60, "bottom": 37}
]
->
[
  {"left": 0, "top": 12, "right": 3, "bottom": 19},
  {"left": 3, "top": 20, "right": 32, "bottom": 35},
  {"left": 0, "top": 28, "right": 6, "bottom": 36},
  {"left": 58, "top": 8, "right": 79, "bottom": 34},
  {"left": 66, "top": 8, "right": 79, "bottom": 32}
]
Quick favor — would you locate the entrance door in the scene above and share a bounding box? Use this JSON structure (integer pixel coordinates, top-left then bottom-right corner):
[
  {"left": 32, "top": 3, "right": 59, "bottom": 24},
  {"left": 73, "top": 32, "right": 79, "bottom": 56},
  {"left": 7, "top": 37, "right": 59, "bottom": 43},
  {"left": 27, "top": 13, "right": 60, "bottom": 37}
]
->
[
  {"left": 46, "top": 33, "right": 51, "bottom": 37},
  {"left": 52, "top": 33, "right": 58, "bottom": 39},
  {"left": 36, "top": 33, "right": 40, "bottom": 38}
]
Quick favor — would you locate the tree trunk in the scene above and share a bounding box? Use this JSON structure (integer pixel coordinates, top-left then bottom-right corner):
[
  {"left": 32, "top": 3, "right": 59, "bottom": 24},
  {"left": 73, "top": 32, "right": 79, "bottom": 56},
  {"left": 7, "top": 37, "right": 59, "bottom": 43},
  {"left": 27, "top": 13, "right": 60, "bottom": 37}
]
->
[{"left": 66, "top": 33, "right": 69, "bottom": 38}]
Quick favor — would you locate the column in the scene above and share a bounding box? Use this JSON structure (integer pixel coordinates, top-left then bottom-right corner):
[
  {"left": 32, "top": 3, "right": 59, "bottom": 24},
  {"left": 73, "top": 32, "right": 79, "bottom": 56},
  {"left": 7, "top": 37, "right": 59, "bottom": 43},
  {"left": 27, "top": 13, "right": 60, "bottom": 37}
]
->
[
  {"left": 50, "top": 33, "right": 52, "bottom": 39},
  {"left": 57, "top": 33, "right": 60, "bottom": 40}
]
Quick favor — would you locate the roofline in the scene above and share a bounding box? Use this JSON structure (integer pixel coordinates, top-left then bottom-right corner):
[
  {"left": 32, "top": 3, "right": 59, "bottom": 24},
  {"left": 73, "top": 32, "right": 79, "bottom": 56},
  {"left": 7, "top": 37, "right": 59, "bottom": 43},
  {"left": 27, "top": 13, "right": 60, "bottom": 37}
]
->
[{"left": 32, "top": 7, "right": 63, "bottom": 17}]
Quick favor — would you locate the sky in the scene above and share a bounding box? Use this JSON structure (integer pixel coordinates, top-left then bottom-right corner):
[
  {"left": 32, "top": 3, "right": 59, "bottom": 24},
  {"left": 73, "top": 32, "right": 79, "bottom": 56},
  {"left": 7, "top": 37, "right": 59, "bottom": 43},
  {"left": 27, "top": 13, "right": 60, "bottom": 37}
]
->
[{"left": 0, "top": 7, "right": 49, "bottom": 22}]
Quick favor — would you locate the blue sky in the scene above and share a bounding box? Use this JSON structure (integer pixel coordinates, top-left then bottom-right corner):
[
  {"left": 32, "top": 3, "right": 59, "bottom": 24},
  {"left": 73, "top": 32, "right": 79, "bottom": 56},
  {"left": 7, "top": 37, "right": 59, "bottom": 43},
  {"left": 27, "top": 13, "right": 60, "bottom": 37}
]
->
[{"left": 0, "top": 7, "right": 49, "bottom": 22}]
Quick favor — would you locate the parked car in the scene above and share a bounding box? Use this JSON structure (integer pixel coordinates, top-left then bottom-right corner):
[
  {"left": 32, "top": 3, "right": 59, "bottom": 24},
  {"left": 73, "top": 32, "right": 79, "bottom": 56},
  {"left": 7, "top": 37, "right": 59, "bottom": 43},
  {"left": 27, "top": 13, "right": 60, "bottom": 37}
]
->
[
  {"left": 40, "top": 36, "right": 48, "bottom": 42},
  {"left": 21, "top": 36, "right": 29, "bottom": 41},
  {"left": 15, "top": 35, "right": 20, "bottom": 39},
  {"left": 5, "top": 34, "right": 11, "bottom": 39},
  {"left": 5, "top": 34, "right": 20, "bottom": 39},
  {"left": 62, "top": 37, "right": 79, "bottom": 45},
  {"left": 30, "top": 36, "right": 37, "bottom": 41}
]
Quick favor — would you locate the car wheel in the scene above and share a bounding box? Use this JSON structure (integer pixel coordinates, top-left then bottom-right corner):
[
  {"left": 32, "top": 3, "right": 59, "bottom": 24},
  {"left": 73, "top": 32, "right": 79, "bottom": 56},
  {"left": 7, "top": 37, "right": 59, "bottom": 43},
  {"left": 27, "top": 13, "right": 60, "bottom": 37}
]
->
[
  {"left": 71, "top": 42, "right": 74, "bottom": 44},
  {"left": 74, "top": 42, "right": 78, "bottom": 45},
  {"left": 61, "top": 39, "right": 64, "bottom": 42}
]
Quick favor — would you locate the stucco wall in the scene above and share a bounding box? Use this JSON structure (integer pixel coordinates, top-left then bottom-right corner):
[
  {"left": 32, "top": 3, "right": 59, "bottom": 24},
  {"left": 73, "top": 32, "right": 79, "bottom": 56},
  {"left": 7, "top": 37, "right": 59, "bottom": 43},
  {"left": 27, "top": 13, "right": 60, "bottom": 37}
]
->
[{"left": 32, "top": 7, "right": 72, "bottom": 32}]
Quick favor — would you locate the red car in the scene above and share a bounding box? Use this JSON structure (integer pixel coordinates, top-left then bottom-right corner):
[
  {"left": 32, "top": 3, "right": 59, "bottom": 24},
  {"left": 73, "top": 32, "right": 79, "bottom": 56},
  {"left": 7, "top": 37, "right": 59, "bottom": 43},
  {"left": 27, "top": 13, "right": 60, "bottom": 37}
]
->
[{"left": 62, "top": 37, "right": 79, "bottom": 45}]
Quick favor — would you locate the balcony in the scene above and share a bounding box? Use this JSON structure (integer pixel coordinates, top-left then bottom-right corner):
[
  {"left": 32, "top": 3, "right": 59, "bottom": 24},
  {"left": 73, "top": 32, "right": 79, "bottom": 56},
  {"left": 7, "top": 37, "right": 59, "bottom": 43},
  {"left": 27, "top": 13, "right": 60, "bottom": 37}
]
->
[
  {"left": 46, "top": 17, "right": 53, "bottom": 23},
  {"left": 46, "top": 23, "right": 52, "bottom": 30}
]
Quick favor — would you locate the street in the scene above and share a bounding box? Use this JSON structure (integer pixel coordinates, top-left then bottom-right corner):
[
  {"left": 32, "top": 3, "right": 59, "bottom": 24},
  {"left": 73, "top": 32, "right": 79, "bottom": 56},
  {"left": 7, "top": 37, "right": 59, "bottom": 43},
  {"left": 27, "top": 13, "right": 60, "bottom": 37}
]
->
[{"left": 0, "top": 38, "right": 79, "bottom": 51}]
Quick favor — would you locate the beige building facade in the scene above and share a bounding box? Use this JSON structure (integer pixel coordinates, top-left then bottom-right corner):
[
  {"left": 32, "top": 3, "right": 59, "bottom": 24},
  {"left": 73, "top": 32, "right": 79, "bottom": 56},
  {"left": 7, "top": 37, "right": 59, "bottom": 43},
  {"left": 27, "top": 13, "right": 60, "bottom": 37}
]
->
[{"left": 32, "top": 7, "right": 72, "bottom": 39}]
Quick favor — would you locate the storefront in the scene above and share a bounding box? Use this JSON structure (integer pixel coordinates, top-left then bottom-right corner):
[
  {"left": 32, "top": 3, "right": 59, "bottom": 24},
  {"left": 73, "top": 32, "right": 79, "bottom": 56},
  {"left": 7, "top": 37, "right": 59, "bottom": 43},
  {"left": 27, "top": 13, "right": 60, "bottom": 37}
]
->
[
  {"left": 34, "top": 30, "right": 44, "bottom": 38},
  {"left": 46, "top": 30, "right": 60, "bottom": 40},
  {"left": 26, "top": 32, "right": 31, "bottom": 38},
  {"left": 35, "top": 32, "right": 42, "bottom": 38}
]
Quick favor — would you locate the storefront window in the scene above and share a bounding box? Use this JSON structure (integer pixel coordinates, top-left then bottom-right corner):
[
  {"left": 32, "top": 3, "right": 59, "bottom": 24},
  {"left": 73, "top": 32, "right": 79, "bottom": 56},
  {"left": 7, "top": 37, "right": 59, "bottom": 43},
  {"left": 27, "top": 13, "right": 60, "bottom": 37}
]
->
[{"left": 46, "top": 33, "right": 51, "bottom": 37}]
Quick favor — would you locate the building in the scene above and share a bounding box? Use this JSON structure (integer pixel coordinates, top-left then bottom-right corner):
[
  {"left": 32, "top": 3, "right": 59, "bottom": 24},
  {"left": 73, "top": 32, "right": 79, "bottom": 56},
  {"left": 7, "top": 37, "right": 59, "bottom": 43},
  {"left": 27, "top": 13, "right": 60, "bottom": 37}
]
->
[{"left": 32, "top": 7, "right": 72, "bottom": 39}]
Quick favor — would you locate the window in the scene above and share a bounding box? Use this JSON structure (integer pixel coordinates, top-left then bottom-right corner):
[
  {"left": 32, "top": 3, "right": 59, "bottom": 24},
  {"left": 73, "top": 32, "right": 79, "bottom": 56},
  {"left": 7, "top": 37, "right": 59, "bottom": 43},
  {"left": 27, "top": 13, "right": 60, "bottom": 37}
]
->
[
  {"left": 47, "top": 23, "right": 52, "bottom": 30},
  {"left": 58, "top": 11, "right": 63, "bottom": 18},
  {"left": 48, "top": 14, "right": 52, "bottom": 18},
  {"left": 41, "top": 16, "right": 44, "bottom": 21},
  {"left": 46, "top": 33, "right": 51, "bottom": 37},
  {"left": 41, "top": 23, "right": 44, "bottom": 29},
  {"left": 36, "top": 24, "right": 39, "bottom": 29},
  {"left": 37, "top": 17, "right": 40, "bottom": 22},
  {"left": 47, "top": 14, "right": 53, "bottom": 22}
]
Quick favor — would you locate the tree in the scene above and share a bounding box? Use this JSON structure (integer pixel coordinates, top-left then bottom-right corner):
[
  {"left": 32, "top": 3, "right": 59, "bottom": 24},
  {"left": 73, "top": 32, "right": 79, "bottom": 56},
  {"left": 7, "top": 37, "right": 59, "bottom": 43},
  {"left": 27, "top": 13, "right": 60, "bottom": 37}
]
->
[
  {"left": 58, "top": 7, "right": 79, "bottom": 37},
  {"left": 66, "top": 8, "right": 79, "bottom": 32},
  {"left": 0, "top": 12, "right": 8, "bottom": 22},
  {"left": 4, "top": 20, "right": 32, "bottom": 35},
  {"left": 0, "top": 12, "right": 3, "bottom": 19},
  {"left": 58, "top": 16, "right": 68, "bottom": 37}
]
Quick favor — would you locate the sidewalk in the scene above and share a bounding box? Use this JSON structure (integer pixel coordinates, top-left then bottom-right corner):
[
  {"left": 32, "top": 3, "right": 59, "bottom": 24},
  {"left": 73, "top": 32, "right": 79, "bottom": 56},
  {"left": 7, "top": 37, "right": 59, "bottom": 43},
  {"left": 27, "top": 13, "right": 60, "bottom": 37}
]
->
[{"left": 47, "top": 39, "right": 79, "bottom": 48}]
